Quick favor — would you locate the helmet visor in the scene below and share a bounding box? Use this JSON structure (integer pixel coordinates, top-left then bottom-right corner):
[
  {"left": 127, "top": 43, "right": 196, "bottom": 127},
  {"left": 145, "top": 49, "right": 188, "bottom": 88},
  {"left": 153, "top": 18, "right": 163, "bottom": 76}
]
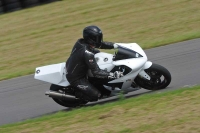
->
[{"left": 93, "top": 34, "right": 103, "bottom": 44}]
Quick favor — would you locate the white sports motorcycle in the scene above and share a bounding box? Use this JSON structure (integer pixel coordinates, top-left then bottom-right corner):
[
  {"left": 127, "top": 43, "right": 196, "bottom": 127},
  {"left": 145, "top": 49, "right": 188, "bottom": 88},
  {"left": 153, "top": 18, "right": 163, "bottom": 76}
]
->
[{"left": 34, "top": 43, "right": 171, "bottom": 107}]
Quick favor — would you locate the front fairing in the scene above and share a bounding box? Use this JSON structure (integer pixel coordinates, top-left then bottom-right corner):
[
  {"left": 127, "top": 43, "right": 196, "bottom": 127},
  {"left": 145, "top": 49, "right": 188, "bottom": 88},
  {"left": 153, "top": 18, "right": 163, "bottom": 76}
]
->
[
  {"left": 109, "top": 43, "right": 148, "bottom": 83},
  {"left": 112, "top": 43, "right": 148, "bottom": 70},
  {"left": 115, "top": 43, "right": 147, "bottom": 60}
]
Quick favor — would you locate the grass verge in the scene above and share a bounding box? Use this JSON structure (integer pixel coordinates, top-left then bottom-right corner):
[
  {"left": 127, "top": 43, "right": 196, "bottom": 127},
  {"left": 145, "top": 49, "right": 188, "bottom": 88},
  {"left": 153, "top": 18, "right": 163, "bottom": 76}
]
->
[
  {"left": 0, "top": 0, "right": 200, "bottom": 80},
  {"left": 0, "top": 86, "right": 200, "bottom": 133}
]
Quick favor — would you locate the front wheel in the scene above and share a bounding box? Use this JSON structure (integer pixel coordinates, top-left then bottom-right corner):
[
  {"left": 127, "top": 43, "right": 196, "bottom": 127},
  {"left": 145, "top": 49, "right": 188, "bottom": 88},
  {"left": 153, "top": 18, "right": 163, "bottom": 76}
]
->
[{"left": 135, "top": 63, "right": 171, "bottom": 90}]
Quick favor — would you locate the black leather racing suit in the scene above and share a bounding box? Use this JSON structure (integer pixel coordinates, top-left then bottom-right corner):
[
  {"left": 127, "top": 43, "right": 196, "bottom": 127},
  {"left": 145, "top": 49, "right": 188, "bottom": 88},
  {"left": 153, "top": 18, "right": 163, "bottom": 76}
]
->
[{"left": 66, "top": 39, "right": 114, "bottom": 101}]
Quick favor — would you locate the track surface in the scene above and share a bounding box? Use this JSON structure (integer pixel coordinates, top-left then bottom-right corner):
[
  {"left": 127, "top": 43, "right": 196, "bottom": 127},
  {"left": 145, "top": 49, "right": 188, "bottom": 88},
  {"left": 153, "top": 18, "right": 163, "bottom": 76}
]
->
[{"left": 0, "top": 39, "right": 200, "bottom": 126}]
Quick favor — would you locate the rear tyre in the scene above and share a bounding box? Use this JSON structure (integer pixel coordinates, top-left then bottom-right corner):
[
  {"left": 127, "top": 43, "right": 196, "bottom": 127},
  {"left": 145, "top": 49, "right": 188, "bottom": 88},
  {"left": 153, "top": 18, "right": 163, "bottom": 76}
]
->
[
  {"left": 4, "top": 2, "right": 21, "bottom": 12},
  {"left": 50, "top": 84, "right": 87, "bottom": 107},
  {"left": 135, "top": 63, "right": 171, "bottom": 90},
  {"left": 0, "top": 6, "right": 3, "bottom": 14}
]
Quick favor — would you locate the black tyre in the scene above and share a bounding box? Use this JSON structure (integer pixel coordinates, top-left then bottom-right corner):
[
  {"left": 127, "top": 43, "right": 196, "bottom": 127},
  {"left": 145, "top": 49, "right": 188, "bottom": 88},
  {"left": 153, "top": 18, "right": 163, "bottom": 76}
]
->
[
  {"left": 21, "top": 0, "right": 39, "bottom": 8},
  {"left": 0, "top": 6, "right": 3, "bottom": 13},
  {"left": 4, "top": 2, "right": 21, "bottom": 12},
  {"left": 50, "top": 84, "right": 87, "bottom": 107},
  {"left": 135, "top": 63, "right": 171, "bottom": 90},
  {"left": 40, "top": 0, "right": 56, "bottom": 3},
  {"left": 3, "top": 0, "right": 20, "bottom": 4}
]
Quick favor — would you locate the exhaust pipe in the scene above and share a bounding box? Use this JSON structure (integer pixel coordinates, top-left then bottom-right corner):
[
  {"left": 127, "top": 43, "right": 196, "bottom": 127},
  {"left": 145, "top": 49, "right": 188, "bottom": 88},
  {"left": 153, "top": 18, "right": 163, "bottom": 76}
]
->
[{"left": 45, "top": 90, "right": 78, "bottom": 101}]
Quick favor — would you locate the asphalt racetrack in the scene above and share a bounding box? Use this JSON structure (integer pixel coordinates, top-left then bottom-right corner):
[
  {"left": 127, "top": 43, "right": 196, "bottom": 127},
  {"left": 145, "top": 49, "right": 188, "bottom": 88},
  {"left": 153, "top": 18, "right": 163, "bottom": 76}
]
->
[{"left": 0, "top": 39, "right": 200, "bottom": 125}]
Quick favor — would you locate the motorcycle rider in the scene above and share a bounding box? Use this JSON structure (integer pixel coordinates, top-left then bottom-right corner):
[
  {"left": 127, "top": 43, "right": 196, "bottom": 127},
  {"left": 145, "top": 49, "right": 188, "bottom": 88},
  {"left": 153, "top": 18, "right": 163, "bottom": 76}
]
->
[{"left": 66, "top": 25, "right": 122, "bottom": 102}]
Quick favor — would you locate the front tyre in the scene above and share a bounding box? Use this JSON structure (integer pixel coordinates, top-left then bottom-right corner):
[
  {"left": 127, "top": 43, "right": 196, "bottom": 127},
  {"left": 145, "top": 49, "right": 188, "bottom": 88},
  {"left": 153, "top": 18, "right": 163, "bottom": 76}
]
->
[{"left": 135, "top": 63, "right": 171, "bottom": 90}]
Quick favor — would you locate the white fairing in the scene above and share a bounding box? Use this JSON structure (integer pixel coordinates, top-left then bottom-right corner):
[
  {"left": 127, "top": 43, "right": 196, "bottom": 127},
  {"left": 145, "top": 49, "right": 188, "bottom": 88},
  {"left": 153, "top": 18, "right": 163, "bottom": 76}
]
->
[
  {"left": 117, "top": 43, "right": 147, "bottom": 58},
  {"left": 111, "top": 43, "right": 151, "bottom": 93},
  {"left": 108, "top": 43, "right": 148, "bottom": 84},
  {"left": 95, "top": 52, "right": 115, "bottom": 71},
  {"left": 88, "top": 53, "right": 115, "bottom": 77},
  {"left": 34, "top": 43, "right": 153, "bottom": 94},
  {"left": 34, "top": 63, "right": 69, "bottom": 86}
]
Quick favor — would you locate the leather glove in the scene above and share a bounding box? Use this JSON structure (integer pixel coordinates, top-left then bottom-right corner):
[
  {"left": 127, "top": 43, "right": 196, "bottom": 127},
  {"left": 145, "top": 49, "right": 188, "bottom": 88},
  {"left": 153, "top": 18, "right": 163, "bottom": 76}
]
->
[
  {"left": 113, "top": 43, "right": 118, "bottom": 49},
  {"left": 108, "top": 71, "right": 123, "bottom": 79}
]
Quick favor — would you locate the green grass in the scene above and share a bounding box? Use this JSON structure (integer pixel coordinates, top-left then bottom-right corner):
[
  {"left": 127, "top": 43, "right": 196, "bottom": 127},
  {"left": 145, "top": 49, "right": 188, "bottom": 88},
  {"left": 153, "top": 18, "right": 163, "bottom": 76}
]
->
[
  {"left": 0, "top": 0, "right": 200, "bottom": 80},
  {"left": 0, "top": 86, "right": 200, "bottom": 133}
]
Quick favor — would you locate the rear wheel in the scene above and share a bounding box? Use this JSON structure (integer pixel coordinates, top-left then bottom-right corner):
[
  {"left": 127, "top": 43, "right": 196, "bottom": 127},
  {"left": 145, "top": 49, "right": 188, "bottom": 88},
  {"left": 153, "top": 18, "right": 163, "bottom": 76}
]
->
[
  {"left": 50, "top": 84, "right": 87, "bottom": 107},
  {"left": 135, "top": 63, "right": 171, "bottom": 90}
]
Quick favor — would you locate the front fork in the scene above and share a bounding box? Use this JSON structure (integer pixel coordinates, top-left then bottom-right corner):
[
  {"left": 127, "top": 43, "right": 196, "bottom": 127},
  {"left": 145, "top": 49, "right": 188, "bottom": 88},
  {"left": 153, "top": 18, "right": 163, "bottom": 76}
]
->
[
  {"left": 138, "top": 70, "right": 151, "bottom": 80},
  {"left": 138, "top": 61, "right": 152, "bottom": 80}
]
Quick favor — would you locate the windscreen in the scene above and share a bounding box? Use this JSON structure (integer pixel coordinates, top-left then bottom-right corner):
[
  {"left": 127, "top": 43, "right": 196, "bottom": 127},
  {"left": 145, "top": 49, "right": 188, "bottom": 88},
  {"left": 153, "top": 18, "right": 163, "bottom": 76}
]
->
[{"left": 113, "top": 45, "right": 143, "bottom": 61}]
